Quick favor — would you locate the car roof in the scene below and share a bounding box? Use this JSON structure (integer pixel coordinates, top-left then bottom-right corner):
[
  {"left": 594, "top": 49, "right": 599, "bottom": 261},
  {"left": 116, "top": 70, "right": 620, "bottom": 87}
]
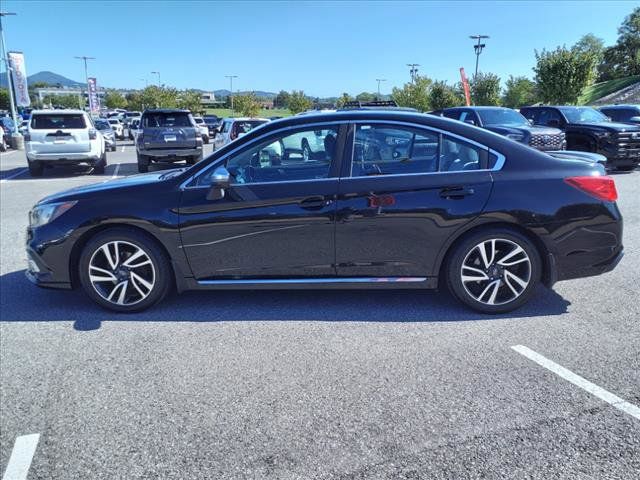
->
[
  {"left": 444, "top": 106, "right": 514, "bottom": 111},
  {"left": 228, "top": 117, "right": 269, "bottom": 122},
  {"left": 142, "top": 109, "right": 191, "bottom": 114},
  {"left": 600, "top": 104, "right": 640, "bottom": 109},
  {"left": 31, "top": 109, "right": 87, "bottom": 115}
]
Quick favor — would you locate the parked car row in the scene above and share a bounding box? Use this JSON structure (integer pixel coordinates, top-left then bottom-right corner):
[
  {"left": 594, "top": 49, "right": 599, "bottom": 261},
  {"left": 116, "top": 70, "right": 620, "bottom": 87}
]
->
[{"left": 432, "top": 104, "right": 640, "bottom": 171}]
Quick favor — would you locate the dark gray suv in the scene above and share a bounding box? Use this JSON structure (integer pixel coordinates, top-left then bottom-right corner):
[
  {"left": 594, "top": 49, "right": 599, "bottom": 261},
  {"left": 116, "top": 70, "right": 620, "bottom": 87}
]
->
[{"left": 136, "top": 109, "right": 203, "bottom": 172}]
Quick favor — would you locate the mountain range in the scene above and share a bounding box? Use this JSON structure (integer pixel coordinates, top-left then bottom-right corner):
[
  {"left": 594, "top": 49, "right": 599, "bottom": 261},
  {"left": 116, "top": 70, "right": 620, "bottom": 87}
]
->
[{"left": 0, "top": 71, "right": 278, "bottom": 97}]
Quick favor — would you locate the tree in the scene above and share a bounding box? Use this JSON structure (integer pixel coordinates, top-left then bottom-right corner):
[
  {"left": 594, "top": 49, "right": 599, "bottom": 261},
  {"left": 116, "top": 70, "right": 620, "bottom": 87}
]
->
[
  {"left": 125, "top": 91, "right": 143, "bottom": 111},
  {"left": 428, "top": 81, "right": 463, "bottom": 110},
  {"left": 138, "top": 85, "right": 179, "bottom": 109},
  {"left": 336, "top": 92, "right": 354, "bottom": 108},
  {"left": 391, "top": 75, "right": 432, "bottom": 112},
  {"left": 573, "top": 34, "right": 605, "bottom": 83},
  {"left": 470, "top": 72, "right": 501, "bottom": 106},
  {"left": 177, "top": 89, "right": 202, "bottom": 114},
  {"left": 104, "top": 90, "right": 128, "bottom": 109},
  {"left": 274, "top": 90, "right": 290, "bottom": 109},
  {"left": 287, "top": 90, "right": 312, "bottom": 114},
  {"left": 534, "top": 46, "right": 594, "bottom": 104},
  {"left": 598, "top": 7, "right": 640, "bottom": 79},
  {"left": 355, "top": 92, "right": 376, "bottom": 102},
  {"left": 233, "top": 92, "right": 261, "bottom": 117},
  {"left": 0, "top": 89, "right": 9, "bottom": 110},
  {"left": 502, "top": 76, "right": 537, "bottom": 108}
]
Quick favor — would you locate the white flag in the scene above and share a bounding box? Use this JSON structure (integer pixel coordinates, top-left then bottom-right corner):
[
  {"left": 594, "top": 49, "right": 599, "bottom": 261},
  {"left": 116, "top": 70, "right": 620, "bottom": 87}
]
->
[{"left": 8, "top": 51, "right": 30, "bottom": 107}]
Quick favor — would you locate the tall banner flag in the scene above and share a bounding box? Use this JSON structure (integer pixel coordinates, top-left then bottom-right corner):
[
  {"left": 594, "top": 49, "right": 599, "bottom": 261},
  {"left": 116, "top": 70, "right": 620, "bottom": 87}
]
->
[
  {"left": 88, "top": 77, "right": 100, "bottom": 113},
  {"left": 459, "top": 67, "right": 471, "bottom": 106},
  {"left": 8, "top": 52, "right": 30, "bottom": 107}
]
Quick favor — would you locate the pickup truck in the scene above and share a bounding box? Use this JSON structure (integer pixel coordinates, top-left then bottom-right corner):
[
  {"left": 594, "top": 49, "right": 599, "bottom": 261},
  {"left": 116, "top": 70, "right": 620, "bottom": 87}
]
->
[{"left": 520, "top": 105, "right": 640, "bottom": 170}]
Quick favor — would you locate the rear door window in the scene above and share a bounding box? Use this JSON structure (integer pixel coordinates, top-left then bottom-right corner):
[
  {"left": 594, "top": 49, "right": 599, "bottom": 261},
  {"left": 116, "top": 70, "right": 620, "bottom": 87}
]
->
[
  {"left": 31, "top": 114, "right": 86, "bottom": 129},
  {"left": 352, "top": 124, "right": 439, "bottom": 176}
]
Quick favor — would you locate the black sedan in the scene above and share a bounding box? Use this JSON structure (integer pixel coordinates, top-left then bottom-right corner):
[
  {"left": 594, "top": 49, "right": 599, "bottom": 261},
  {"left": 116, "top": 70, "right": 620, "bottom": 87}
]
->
[{"left": 26, "top": 110, "right": 623, "bottom": 314}]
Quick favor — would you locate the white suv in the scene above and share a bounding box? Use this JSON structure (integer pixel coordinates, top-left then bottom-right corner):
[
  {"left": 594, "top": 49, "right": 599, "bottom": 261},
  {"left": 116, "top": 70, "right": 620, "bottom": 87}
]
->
[
  {"left": 214, "top": 117, "right": 269, "bottom": 150},
  {"left": 25, "top": 110, "right": 107, "bottom": 176}
]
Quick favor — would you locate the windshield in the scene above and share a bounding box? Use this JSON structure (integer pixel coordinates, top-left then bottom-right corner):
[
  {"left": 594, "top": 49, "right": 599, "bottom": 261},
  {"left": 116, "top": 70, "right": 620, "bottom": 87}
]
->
[
  {"left": 559, "top": 107, "right": 608, "bottom": 123},
  {"left": 31, "top": 114, "right": 87, "bottom": 129},
  {"left": 477, "top": 109, "right": 528, "bottom": 126},
  {"left": 194, "top": 118, "right": 204, "bottom": 124},
  {"left": 108, "top": 119, "right": 119, "bottom": 124}
]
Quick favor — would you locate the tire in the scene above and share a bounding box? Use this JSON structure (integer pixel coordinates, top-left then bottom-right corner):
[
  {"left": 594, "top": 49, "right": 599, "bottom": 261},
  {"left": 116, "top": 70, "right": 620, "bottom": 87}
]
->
[
  {"left": 616, "top": 165, "right": 636, "bottom": 172},
  {"left": 445, "top": 228, "right": 541, "bottom": 314},
  {"left": 111, "top": 145, "right": 117, "bottom": 152},
  {"left": 93, "top": 152, "right": 107, "bottom": 175},
  {"left": 0, "top": 141, "right": 6, "bottom": 152},
  {"left": 203, "top": 135, "right": 209, "bottom": 145},
  {"left": 302, "top": 140, "right": 311, "bottom": 161},
  {"left": 28, "top": 160, "right": 44, "bottom": 177},
  {"left": 137, "top": 153, "right": 149, "bottom": 173},
  {"left": 78, "top": 228, "right": 172, "bottom": 312}
]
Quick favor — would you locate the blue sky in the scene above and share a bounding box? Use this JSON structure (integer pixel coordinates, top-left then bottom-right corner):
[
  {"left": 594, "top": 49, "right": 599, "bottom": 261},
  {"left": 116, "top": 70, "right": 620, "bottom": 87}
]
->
[{"left": 1, "top": 1, "right": 635, "bottom": 97}]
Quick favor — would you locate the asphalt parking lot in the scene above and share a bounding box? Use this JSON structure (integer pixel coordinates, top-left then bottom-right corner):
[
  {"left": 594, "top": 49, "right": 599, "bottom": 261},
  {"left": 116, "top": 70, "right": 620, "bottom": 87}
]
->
[{"left": 1, "top": 145, "right": 639, "bottom": 479}]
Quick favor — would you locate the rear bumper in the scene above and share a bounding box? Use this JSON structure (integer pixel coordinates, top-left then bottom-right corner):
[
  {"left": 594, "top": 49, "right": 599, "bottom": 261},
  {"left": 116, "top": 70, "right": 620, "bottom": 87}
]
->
[
  {"left": 138, "top": 147, "right": 202, "bottom": 159},
  {"left": 27, "top": 151, "right": 101, "bottom": 163}
]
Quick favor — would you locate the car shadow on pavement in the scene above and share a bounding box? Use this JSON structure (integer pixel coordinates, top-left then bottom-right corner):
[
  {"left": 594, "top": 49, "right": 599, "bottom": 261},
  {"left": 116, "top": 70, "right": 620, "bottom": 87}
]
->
[{"left": 0, "top": 270, "right": 571, "bottom": 330}]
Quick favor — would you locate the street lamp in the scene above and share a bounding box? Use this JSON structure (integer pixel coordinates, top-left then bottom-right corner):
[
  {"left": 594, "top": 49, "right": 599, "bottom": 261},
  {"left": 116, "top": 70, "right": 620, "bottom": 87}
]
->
[
  {"left": 151, "top": 71, "right": 161, "bottom": 86},
  {"left": 74, "top": 55, "right": 95, "bottom": 110},
  {"left": 0, "top": 11, "right": 19, "bottom": 142},
  {"left": 407, "top": 64, "right": 420, "bottom": 83},
  {"left": 225, "top": 74, "right": 238, "bottom": 110},
  {"left": 375, "top": 79, "right": 386, "bottom": 99},
  {"left": 469, "top": 35, "right": 489, "bottom": 78}
]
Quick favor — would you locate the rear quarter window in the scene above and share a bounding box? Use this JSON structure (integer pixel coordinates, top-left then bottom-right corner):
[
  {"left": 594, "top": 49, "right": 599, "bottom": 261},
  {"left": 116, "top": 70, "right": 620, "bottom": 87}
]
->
[{"left": 31, "top": 114, "right": 87, "bottom": 130}]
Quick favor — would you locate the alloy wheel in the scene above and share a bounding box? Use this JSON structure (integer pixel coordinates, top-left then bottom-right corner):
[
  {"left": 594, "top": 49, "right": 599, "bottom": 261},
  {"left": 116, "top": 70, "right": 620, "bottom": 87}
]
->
[
  {"left": 460, "top": 238, "right": 531, "bottom": 306},
  {"left": 88, "top": 240, "right": 156, "bottom": 306}
]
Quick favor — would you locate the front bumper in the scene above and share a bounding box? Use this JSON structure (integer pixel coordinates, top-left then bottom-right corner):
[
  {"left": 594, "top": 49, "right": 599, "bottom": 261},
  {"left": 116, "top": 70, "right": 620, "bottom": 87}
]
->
[{"left": 25, "top": 245, "right": 72, "bottom": 289}]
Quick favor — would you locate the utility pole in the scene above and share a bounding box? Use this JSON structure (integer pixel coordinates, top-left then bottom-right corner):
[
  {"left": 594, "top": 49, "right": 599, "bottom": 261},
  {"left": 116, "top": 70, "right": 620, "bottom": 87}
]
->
[
  {"left": 407, "top": 64, "right": 420, "bottom": 83},
  {"left": 225, "top": 75, "right": 238, "bottom": 110},
  {"left": 469, "top": 35, "right": 489, "bottom": 78},
  {"left": 74, "top": 55, "right": 95, "bottom": 110},
  {"left": 151, "top": 71, "right": 161, "bottom": 87},
  {"left": 375, "top": 79, "right": 386, "bottom": 99},
  {"left": 0, "top": 11, "right": 19, "bottom": 142}
]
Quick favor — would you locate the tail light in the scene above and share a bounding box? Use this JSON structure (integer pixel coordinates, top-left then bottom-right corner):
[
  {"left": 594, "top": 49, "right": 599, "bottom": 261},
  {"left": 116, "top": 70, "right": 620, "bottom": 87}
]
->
[
  {"left": 89, "top": 129, "right": 97, "bottom": 140},
  {"left": 564, "top": 176, "right": 618, "bottom": 202}
]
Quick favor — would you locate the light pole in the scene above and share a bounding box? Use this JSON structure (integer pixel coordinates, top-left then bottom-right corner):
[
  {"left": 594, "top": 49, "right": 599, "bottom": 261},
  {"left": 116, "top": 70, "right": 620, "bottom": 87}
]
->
[
  {"left": 225, "top": 75, "right": 238, "bottom": 110},
  {"left": 0, "top": 11, "right": 19, "bottom": 140},
  {"left": 140, "top": 78, "right": 148, "bottom": 87},
  {"left": 74, "top": 55, "right": 95, "bottom": 110},
  {"left": 407, "top": 64, "right": 420, "bottom": 83},
  {"left": 469, "top": 35, "right": 489, "bottom": 78},
  {"left": 151, "top": 71, "right": 160, "bottom": 86},
  {"left": 375, "top": 79, "right": 386, "bottom": 99}
]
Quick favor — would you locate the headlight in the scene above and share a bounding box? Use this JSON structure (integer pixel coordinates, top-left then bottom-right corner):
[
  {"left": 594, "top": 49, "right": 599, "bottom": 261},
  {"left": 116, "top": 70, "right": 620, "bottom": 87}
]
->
[
  {"left": 29, "top": 201, "right": 77, "bottom": 228},
  {"left": 506, "top": 133, "right": 525, "bottom": 142}
]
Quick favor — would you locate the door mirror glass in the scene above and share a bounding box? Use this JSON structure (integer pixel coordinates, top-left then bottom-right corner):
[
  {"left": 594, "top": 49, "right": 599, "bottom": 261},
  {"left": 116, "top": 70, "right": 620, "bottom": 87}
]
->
[{"left": 464, "top": 118, "right": 476, "bottom": 126}]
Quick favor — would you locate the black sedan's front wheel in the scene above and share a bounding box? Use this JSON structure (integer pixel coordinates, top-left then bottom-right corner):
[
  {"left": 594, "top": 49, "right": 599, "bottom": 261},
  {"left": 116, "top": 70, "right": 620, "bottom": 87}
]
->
[
  {"left": 79, "top": 229, "right": 172, "bottom": 312},
  {"left": 446, "top": 228, "right": 541, "bottom": 314}
]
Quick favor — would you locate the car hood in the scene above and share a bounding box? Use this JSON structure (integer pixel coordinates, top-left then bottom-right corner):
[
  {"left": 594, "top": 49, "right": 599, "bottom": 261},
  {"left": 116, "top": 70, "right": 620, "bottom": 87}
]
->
[
  {"left": 38, "top": 169, "right": 182, "bottom": 205},
  {"left": 567, "top": 121, "right": 640, "bottom": 132},
  {"left": 486, "top": 125, "right": 562, "bottom": 135}
]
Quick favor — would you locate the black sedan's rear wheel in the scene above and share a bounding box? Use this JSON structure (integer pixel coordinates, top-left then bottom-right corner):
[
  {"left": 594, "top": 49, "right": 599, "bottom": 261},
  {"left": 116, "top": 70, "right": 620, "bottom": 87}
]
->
[
  {"left": 446, "top": 228, "right": 541, "bottom": 314},
  {"left": 79, "top": 228, "right": 172, "bottom": 312}
]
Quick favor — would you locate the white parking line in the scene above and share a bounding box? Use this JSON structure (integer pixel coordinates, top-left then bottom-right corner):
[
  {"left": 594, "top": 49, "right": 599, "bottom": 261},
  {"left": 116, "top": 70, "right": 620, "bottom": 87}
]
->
[
  {"left": 121, "top": 145, "right": 125, "bottom": 152},
  {"left": 0, "top": 168, "right": 27, "bottom": 184},
  {"left": 2, "top": 433, "right": 40, "bottom": 480},
  {"left": 111, "top": 162, "right": 121, "bottom": 179},
  {"left": 512, "top": 345, "right": 640, "bottom": 421}
]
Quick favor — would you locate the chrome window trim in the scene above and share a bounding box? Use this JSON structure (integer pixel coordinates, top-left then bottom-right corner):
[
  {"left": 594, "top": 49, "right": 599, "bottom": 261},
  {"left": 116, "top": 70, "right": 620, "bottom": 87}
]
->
[
  {"left": 180, "top": 119, "right": 507, "bottom": 189},
  {"left": 180, "top": 121, "right": 345, "bottom": 190}
]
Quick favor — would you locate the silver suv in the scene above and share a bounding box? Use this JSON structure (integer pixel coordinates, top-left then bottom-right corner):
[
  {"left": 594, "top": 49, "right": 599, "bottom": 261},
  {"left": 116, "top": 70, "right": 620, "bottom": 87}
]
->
[{"left": 25, "top": 110, "right": 107, "bottom": 176}]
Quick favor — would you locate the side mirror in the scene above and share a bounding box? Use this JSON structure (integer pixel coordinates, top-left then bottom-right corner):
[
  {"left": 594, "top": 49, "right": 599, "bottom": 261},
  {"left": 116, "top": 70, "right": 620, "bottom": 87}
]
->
[
  {"left": 527, "top": 118, "right": 534, "bottom": 126},
  {"left": 464, "top": 118, "right": 476, "bottom": 126},
  {"left": 207, "top": 166, "right": 231, "bottom": 201}
]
